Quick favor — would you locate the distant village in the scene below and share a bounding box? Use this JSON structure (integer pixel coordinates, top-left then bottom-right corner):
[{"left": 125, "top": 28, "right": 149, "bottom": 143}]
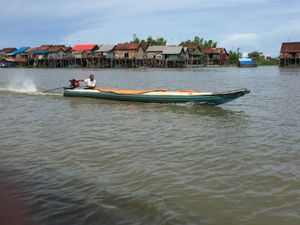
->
[{"left": 0, "top": 41, "right": 299, "bottom": 68}]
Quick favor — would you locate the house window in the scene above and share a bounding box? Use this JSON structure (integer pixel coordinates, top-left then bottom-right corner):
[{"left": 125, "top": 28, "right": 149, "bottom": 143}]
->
[{"left": 124, "top": 53, "right": 129, "bottom": 58}]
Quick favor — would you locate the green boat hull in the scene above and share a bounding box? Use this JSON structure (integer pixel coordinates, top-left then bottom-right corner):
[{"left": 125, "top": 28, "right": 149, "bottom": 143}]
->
[{"left": 63, "top": 88, "right": 250, "bottom": 105}]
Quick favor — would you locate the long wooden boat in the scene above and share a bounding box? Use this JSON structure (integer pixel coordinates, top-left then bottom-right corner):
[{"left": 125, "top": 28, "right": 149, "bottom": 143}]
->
[{"left": 63, "top": 87, "right": 250, "bottom": 105}]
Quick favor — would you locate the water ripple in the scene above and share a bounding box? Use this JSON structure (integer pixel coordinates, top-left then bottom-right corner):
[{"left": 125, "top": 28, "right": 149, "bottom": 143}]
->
[{"left": 1, "top": 67, "right": 300, "bottom": 225}]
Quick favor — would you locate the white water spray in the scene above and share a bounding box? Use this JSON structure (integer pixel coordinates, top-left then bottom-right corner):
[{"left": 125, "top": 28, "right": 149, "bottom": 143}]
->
[
  {"left": 0, "top": 77, "right": 62, "bottom": 96},
  {"left": 6, "top": 78, "right": 37, "bottom": 93}
]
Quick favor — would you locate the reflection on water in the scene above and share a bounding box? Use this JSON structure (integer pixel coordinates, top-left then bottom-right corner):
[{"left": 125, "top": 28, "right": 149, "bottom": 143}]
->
[{"left": 66, "top": 96, "right": 244, "bottom": 117}]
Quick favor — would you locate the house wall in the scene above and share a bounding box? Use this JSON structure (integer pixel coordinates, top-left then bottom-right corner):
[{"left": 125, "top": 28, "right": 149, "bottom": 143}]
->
[
  {"left": 72, "top": 51, "right": 91, "bottom": 59},
  {"left": 147, "top": 52, "right": 156, "bottom": 59},
  {"left": 115, "top": 47, "right": 144, "bottom": 59},
  {"left": 164, "top": 54, "right": 179, "bottom": 60},
  {"left": 146, "top": 52, "right": 163, "bottom": 59},
  {"left": 170, "top": 54, "right": 179, "bottom": 60},
  {"left": 16, "top": 53, "right": 23, "bottom": 58},
  {"left": 156, "top": 54, "right": 163, "bottom": 60},
  {"left": 48, "top": 51, "right": 66, "bottom": 59},
  {"left": 190, "top": 49, "right": 203, "bottom": 59},
  {"left": 21, "top": 53, "right": 32, "bottom": 59},
  {"left": 72, "top": 52, "right": 83, "bottom": 59},
  {"left": 114, "top": 50, "right": 123, "bottom": 58},
  {"left": 219, "top": 53, "right": 228, "bottom": 60},
  {"left": 183, "top": 51, "right": 189, "bottom": 60},
  {"left": 164, "top": 51, "right": 184, "bottom": 60},
  {"left": 104, "top": 51, "right": 114, "bottom": 58},
  {"left": 37, "top": 55, "right": 43, "bottom": 60}
]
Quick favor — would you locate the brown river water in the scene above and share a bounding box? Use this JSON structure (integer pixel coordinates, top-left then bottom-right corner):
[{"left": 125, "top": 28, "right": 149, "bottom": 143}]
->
[{"left": 0, "top": 67, "right": 299, "bottom": 225}]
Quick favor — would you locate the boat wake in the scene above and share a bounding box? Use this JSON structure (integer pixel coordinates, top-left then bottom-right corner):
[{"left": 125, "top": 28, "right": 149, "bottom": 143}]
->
[
  {"left": 0, "top": 79, "right": 62, "bottom": 96},
  {"left": 0, "top": 88, "right": 62, "bottom": 96},
  {"left": 7, "top": 78, "right": 37, "bottom": 92}
]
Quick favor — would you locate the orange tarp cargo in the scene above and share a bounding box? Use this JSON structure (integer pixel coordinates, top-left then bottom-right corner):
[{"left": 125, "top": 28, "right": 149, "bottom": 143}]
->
[{"left": 95, "top": 88, "right": 168, "bottom": 95}]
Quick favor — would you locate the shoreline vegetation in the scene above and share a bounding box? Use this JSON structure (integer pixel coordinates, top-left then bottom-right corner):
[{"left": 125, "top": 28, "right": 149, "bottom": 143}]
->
[
  {"left": 0, "top": 35, "right": 279, "bottom": 69},
  {"left": 134, "top": 35, "right": 278, "bottom": 66}
]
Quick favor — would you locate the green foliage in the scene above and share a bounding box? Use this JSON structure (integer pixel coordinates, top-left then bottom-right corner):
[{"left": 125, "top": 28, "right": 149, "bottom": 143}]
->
[
  {"left": 132, "top": 34, "right": 140, "bottom": 44},
  {"left": 248, "top": 51, "right": 264, "bottom": 62},
  {"left": 248, "top": 51, "right": 278, "bottom": 66},
  {"left": 131, "top": 34, "right": 167, "bottom": 45},
  {"left": 155, "top": 37, "right": 167, "bottom": 46},
  {"left": 131, "top": 34, "right": 217, "bottom": 48},
  {"left": 228, "top": 50, "right": 240, "bottom": 65},
  {"left": 179, "top": 36, "right": 217, "bottom": 50},
  {"left": 256, "top": 59, "right": 278, "bottom": 66}
]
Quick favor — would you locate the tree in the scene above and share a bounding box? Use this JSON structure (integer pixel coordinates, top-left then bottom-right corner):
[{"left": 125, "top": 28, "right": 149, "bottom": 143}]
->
[
  {"left": 155, "top": 37, "right": 167, "bottom": 46},
  {"left": 228, "top": 50, "right": 240, "bottom": 65},
  {"left": 248, "top": 51, "right": 265, "bottom": 62},
  {"left": 131, "top": 34, "right": 167, "bottom": 45},
  {"left": 131, "top": 34, "right": 140, "bottom": 44},
  {"left": 248, "top": 51, "right": 278, "bottom": 66},
  {"left": 179, "top": 36, "right": 217, "bottom": 50},
  {"left": 146, "top": 36, "right": 155, "bottom": 45}
]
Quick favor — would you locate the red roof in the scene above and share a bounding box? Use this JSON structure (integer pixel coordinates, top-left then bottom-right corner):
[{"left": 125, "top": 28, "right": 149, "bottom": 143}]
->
[
  {"left": 280, "top": 42, "right": 300, "bottom": 53},
  {"left": 203, "top": 48, "right": 227, "bottom": 54},
  {"left": 116, "top": 43, "right": 141, "bottom": 51},
  {"left": 72, "top": 44, "right": 97, "bottom": 51}
]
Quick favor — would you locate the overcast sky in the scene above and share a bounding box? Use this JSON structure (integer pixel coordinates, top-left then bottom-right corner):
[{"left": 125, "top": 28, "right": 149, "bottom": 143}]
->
[{"left": 0, "top": 0, "right": 299, "bottom": 56}]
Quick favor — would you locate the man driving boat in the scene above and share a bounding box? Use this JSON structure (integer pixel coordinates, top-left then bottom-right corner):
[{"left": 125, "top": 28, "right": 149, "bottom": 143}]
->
[{"left": 78, "top": 74, "right": 96, "bottom": 89}]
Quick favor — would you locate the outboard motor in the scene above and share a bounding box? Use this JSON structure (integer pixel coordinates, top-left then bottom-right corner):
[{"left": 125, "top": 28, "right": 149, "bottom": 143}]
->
[{"left": 69, "top": 79, "right": 80, "bottom": 89}]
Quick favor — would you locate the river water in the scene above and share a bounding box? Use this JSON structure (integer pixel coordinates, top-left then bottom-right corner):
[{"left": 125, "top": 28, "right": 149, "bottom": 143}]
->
[{"left": 0, "top": 66, "right": 299, "bottom": 225}]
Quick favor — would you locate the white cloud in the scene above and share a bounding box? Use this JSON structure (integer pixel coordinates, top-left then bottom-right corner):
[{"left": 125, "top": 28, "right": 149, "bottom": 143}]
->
[
  {"left": 219, "top": 19, "right": 300, "bottom": 56},
  {"left": 0, "top": 0, "right": 299, "bottom": 56},
  {"left": 242, "top": 52, "right": 248, "bottom": 58},
  {"left": 220, "top": 33, "right": 258, "bottom": 48}
]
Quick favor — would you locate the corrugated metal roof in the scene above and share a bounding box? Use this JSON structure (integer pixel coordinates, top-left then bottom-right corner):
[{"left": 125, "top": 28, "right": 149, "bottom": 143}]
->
[
  {"left": 203, "top": 48, "right": 227, "bottom": 54},
  {"left": 0, "top": 48, "right": 17, "bottom": 53},
  {"left": 72, "top": 44, "right": 97, "bottom": 51},
  {"left": 95, "top": 45, "right": 115, "bottom": 52},
  {"left": 34, "top": 50, "right": 48, "bottom": 54},
  {"left": 38, "top": 45, "right": 53, "bottom": 51},
  {"left": 115, "top": 43, "right": 141, "bottom": 51},
  {"left": 162, "top": 46, "right": 183, "bottom": 55},
  {"left": 24, "top": 47, "right": 38, "bottom": 53},
  {"left": 183, "top": 45, "right": 199, "bottom": 53},
  {"left": 60, "top": 47, "right": 71, "bottom": 52},
  {"left": 146, "top": 46, "right": 165, "bottom": 52},
  {"left": 8, "top": 47, "right": 30, "bottom": 55},
  {"left": 280, "top": 42, "right": 300, "bottom": 53},
  {"left": 47, "top": 46, "right": 71, "bottom": 53},
  {"left": 47, "top": 47, "right": 62, "bottom": 53}
]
